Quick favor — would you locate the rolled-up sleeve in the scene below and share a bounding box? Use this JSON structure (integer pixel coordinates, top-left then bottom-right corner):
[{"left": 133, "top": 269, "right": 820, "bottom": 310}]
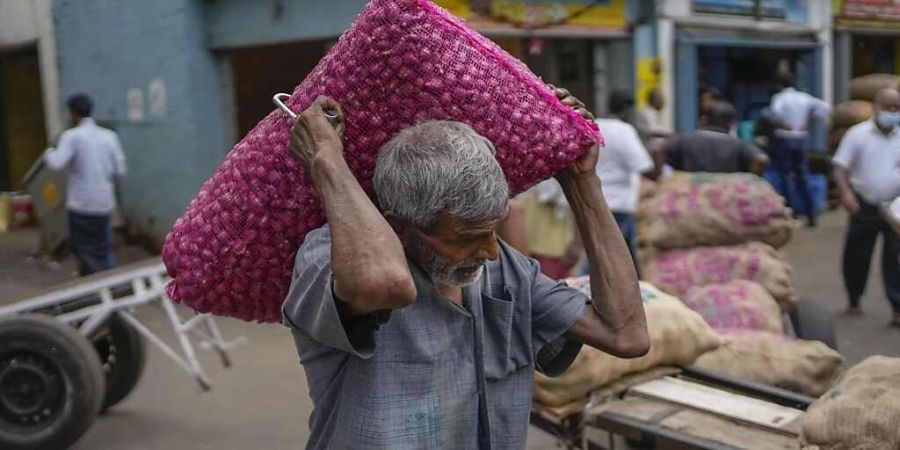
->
[
  {"left": 528, "top": 259, "right": 588, "bottom": 376},
  {"left": 282, "top": 227, "right": 376, "bottom": 359}
]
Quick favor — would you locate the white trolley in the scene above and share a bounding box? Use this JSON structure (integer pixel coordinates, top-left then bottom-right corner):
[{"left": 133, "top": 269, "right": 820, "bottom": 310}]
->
[{"left": 0, "top": 257, "right": 242, "bottom": 450}]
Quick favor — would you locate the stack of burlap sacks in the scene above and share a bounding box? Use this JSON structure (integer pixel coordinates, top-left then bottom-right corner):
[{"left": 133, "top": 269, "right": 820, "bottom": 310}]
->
[
  {"left": 640, "top": 172, "right": 843, "bottom": 397},
  {"left": 533, "top": 172, "right": 843, "bottom": 415},
  {"left": 830, "top": 74, "right": 900, "bottom": 150}
]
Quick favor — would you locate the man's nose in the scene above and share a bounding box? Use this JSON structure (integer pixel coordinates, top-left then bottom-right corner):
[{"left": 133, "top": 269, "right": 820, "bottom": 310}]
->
[{"left": 477, "top": 235, "right": 500, "bottom": 261}]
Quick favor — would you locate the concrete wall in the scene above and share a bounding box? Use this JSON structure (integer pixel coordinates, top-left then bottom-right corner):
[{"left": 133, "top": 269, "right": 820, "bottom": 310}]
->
[
  {"left": 0, "top": 0, "right": 38, "bottom": 49},
  {"left": 52, "top": 0, "right": 229, "bottom": 244},
  {"left": 204, "top": 0, "right": 367, "bottom": 49}
]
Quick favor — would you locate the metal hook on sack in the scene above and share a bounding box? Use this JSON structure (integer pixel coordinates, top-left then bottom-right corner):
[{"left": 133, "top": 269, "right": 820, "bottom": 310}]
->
[{"left": 273, "top": 93, "right": 339, "bottom": 126}]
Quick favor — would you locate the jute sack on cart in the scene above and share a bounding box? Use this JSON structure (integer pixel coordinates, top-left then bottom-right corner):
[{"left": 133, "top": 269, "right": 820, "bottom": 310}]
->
[
  {"left": 644, "top": 242, "right": 796, "bottom": 310},
  {"left": 533, "top": 281, "right": 722, "bottom": 407},
  {"left": 161, "top": 0, "right": 602, "bottom": 323},
  {"left": 693, "top": 330, "right": 842, "bottom": 397},
  {"left": 682, "top": 280, "right": 783, "bottom": 334},
  {"left": 850, "top": 74, "right": 900, "bottom": 102},
  {"left": 801, "top": 356, "right": 900, "bottom": 450},
  {"left": 644, "top": 172, "right": 794, "bottom": 249}
]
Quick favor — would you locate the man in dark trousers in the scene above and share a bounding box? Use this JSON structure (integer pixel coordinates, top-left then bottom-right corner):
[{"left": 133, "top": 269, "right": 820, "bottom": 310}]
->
[
  {"left": 657, "top": 100, "right": 769, "bottom": 175},
  {"left": 769, "top": 71, "right": 832, "bottom": 226},
  {"left": 44, "top": 94, "right": 127, "bottom": 275},
  {"left": 832, "top": 87, "right": 900, "bottom": 326}
]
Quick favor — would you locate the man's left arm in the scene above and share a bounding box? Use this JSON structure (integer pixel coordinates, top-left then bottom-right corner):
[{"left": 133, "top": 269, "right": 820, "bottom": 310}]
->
[
  {"left": 111, "top": 134, "right": 127, "bottom": 178},
  {"left": 544, "top": 86, "right": 649, "bottom": 358}
]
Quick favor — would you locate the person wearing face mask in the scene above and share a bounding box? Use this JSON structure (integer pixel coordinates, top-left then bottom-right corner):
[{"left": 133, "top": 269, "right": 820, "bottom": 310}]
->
[{"left": 832, "top": 87, "right": 900, "bottom": 327}]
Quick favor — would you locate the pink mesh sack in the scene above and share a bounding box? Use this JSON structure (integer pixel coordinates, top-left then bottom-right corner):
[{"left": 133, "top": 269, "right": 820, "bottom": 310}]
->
[{"left": 162, "top": 0, "right": 602, "bottom": 323}]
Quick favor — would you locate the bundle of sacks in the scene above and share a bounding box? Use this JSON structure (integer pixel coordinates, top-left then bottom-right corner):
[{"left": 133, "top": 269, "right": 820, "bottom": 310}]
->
[
  {"left": 161, "top": 0, "right": 601, "bottom": 322},
  {"left": 831, "top": 74, "right": 899, "bottom": 150},
  {"left": 533, "top": 280, "right": 722, "bottom": 407},
  {"left": 644, "top": 172, "right": 794, "bottom": 250},
  {"left": 637, "top": 172, "right": 843, "bottom": 397},
  {"left": 801, "top": 356, "right": 900, "bottom": 449}
]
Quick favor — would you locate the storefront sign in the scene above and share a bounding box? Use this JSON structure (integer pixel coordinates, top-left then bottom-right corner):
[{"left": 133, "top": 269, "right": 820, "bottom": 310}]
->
[
  {"left": 432, "top": 0, "right": 625, "bottom": 30},
  {"left": 691, "top": 0, "right": 809, "bottom": 22},
  {"left": 834, "top": 0, "right": 900, "bottom": 29}
]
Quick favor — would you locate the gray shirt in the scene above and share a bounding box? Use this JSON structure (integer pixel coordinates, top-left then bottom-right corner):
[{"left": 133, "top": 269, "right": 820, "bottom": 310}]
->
[
  {"left": 665, "top": 127, "right": 763, "bottom": 173},
  {"left": 283, "top": 226, "right": 587, "bottom": 449}
]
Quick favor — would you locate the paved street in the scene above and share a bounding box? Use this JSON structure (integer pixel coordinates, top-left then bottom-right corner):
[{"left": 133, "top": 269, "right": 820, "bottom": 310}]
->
[{"left": 1, "top": 210, "right": 897, "bottom": 449}]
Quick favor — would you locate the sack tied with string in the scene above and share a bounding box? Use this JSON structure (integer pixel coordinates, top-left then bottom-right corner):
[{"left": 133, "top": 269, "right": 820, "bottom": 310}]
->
[{"left": 161, "top": 0, "right": 602, "bottom": 322}]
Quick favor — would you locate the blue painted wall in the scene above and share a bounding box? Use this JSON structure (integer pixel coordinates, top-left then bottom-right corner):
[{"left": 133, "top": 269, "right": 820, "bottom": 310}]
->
[
  {"left": 53, "top": 0, "right": 230, "bottom": 244},
  {"left": 204, "top": 0, "right": 367, "bottom": 49}
]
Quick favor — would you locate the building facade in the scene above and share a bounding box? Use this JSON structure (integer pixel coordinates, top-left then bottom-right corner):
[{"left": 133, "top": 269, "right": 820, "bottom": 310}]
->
[{"left": 832, "top": 0, "right": 900, "bottom": 102}]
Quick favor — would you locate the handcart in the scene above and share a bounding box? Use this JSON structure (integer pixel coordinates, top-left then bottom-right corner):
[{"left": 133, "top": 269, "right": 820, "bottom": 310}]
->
[
  {"left": 531, "top": 366, "right": 815, "bottom": 450},
  {"left": 0, "top": 258, "right": 242, "bottom": 450}
]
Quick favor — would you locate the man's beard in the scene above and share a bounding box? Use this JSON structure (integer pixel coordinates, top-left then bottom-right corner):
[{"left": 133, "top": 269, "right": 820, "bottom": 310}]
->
[{"left": 410, "top": 238, "right": 486, "bottom": 287}]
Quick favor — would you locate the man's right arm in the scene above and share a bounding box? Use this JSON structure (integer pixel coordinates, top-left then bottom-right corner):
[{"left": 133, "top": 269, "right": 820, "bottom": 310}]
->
[
  {"left": 832, "top": 129, "right": 859, "bottom": 214},
  {"left": 43, "top": 132, "right": 75, "bottom": 171},
  {"left": 291, "top": 97, "right": 417, "bottom": 316}
]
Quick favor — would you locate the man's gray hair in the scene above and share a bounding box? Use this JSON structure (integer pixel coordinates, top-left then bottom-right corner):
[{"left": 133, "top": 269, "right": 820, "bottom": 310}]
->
[{"left": 373, "top": 120, "right": 509, "bottom": 232}]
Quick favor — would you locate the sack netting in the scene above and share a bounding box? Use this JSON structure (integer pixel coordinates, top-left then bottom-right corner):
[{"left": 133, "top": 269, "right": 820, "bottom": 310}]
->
[{"left": 162, "top": 0, "right": 602, "bottom": 322}]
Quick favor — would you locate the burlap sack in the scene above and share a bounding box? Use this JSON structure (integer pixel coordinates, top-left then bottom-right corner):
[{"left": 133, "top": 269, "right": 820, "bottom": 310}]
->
[
  {"left": 682, "top": 280, "right": 783, "bottom": 334},
  {"left": 645, "top": 172, "right": 794, "bottom": 250},
  {"left": 850, "top": 74, "right": 900, "bottom": 102},
  {"left": 832, "top": 100, "right": 874, "bottom": 128},
  {"left": 533, "top": 281, "right": 722, "bottom": 407},
  {"left": 693, "top": 330, "right": 842, "bottom": 397},
  {"left": 801, "top": 356, "right": 900, "bottom": 449},
  {"left": 645, "top": 242, "right": 796, "bottom": 309}
]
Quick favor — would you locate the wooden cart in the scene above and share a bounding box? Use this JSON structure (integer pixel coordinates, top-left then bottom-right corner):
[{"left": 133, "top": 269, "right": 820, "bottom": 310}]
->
[{"left": 531, "top": 366, "right": 815, "bottom": 450}]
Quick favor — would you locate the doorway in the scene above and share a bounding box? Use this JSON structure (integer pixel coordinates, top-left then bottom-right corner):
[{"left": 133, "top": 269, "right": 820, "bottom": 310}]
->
[{"left": 0, "top": 48, "right": 48, "bottom": 190}]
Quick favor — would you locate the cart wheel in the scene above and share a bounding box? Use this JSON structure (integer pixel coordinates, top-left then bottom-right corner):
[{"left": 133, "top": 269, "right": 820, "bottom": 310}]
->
[
  {"left": 0, "top": 314, "right": 104, "bottom": 450},
  {"left": 789, "top": 300, "right": 838, "bottom": 351},
  {"left": 93, "top": 313, "right": 146, "bottom": 412}
]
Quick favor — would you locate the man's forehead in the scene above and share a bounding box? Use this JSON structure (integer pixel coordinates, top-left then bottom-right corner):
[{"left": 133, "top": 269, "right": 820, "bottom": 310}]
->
[
  {"left": 439, "top": 210, "right": 508, "bottom": 235},
  {"left": 875, "top": 89, "right": 900, "bottom": 107}
]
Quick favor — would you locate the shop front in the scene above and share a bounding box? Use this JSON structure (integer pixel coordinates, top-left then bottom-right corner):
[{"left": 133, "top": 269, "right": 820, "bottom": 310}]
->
[
  {"left": 655, "top": 0, "right": 830, "bottom": 149},
  {"left": 833, "top": 0, "right": 900, "bottom": 102}
]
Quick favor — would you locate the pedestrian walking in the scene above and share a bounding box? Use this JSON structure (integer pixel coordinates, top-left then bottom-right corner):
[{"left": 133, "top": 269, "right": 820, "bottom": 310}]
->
[
  {"left": 832, "top": 87, "right": 900, "bottom": 326},
  {"left": 282, "top": 91, "right": 649, "bottom": 449},
  {"left": 44, "top": 94, "right": 127, "bottom": 275},
  {"left": 769, "top": 71, "right": 832, "bottom": 227}
]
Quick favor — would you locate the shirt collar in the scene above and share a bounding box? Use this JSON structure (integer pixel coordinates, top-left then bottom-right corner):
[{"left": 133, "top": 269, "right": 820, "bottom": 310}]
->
[
  {"left": 77, "top": 117, "right": 96, "bottom": 127},
  {"left": 699, "top": 125, "right": 729, "bottom": 134}
]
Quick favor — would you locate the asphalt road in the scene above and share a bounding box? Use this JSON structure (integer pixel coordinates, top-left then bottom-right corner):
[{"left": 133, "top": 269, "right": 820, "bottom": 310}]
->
[{"left": 1, "top": 209, "right": 897, "bottom": 449}]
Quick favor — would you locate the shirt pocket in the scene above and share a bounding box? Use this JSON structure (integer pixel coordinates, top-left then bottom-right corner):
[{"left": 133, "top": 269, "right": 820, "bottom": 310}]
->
[{"left": 481, "top": 288, "right": 532, "bottom": 379}]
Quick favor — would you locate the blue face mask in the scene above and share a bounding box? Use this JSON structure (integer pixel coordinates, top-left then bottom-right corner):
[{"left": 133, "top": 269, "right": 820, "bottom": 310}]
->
[{"left": 875, "top": 111, "right": 900, "bottom": 129}]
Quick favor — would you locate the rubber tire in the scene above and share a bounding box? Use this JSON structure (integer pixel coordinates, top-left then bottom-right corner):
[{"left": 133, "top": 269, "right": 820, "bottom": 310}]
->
[
  {"left": 789, "top": 300, "right": 838, "bottom": 351},
  {"left": 93, "top": 314, "right": 147, "bottom": 412},
  {"left": 0, "top": 314, "right": 104, "bottom": 450}
]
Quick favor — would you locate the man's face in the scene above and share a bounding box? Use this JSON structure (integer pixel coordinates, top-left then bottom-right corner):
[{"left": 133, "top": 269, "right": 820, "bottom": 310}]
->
[
  {"left": 652, "top": 94, "right": 665, "bottom": 111},
  {"left": 404, "top": 212, "right": 504, "bottom": 287}
]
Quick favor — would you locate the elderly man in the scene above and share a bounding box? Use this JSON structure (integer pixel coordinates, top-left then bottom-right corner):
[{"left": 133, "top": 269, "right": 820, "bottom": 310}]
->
[
  {"left": 832, "top": 87, "right": 900, "bottom": 326},
  {"left": 282, "top": 91, "right": 649, "bottom": 449},
  {"left": 634, "top": 88, "right": 671, "bottom": 151}
]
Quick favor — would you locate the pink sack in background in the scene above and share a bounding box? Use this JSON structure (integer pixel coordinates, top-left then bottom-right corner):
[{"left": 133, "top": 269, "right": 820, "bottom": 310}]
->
[
  {"left": 682, "top": 280, "right": 783, "bottom": 334},
  {"left": 644, "top": 242, "right": 796, "bottom": 310},
  {"left": 162, "top": 0, "right": 602, "bottom": 323}
]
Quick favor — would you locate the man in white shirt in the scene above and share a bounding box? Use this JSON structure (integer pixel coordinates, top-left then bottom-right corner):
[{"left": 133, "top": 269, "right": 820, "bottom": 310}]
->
[
  {"left": 44, "top": 94, "right": 127, "bottom": 275},
  {"left": 634, "top": 89, "right": 671, "bottom": 152},
  {"left": 770, "top": 71, "right": 832, "bottom": 227},
  {"left": 593, "top": 90, "right": 655, "bottom": 276},
  {"left": 832, "top": 87, "right": 900, "bottom": 326}
]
